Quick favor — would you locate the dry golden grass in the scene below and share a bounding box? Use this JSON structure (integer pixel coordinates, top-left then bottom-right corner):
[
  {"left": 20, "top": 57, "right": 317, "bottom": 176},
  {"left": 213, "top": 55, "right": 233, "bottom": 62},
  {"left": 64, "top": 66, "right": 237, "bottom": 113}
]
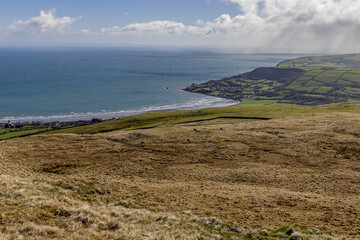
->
[
  {"left": 0, "top": 174, "right": 227, "bottom": 240},
  {"left": 1, "top": 111, "right": 359, "bottom": 239}
]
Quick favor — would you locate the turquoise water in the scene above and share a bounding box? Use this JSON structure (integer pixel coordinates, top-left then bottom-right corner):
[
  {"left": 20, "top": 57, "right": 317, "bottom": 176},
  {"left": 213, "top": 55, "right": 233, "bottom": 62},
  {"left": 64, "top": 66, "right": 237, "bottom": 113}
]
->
[{"left": 0, "top": 47, "right": 303, "bottom": 122}]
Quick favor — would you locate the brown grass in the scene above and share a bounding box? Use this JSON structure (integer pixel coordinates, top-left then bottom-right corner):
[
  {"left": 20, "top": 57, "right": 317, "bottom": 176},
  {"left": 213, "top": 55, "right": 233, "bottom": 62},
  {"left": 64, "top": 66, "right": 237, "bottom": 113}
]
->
[
  {"left": 1, "top": 111, "right": 359, "bottom": 239},
  {"left": 0, "top": 174, "right": 227, "bottom": 240}
]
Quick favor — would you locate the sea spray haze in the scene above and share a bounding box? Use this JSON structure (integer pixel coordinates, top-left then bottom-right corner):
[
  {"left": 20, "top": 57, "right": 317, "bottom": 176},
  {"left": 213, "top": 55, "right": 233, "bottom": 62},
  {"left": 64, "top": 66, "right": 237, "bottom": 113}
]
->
[{"left": 0, "top": 47, "right": 303, "bottom": 122}]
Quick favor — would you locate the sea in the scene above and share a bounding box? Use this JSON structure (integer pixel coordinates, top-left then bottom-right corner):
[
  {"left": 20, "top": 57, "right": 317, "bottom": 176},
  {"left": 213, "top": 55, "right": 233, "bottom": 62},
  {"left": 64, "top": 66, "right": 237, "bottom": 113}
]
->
[{"left": 0, "top": 47, "right": 303, "bottom": 123}]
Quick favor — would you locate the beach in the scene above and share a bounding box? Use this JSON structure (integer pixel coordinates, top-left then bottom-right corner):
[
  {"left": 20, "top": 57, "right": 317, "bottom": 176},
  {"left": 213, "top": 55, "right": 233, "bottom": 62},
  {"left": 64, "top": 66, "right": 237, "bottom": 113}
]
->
[{"left": 0, "top": 48, "right": 303, "bottom": 123}]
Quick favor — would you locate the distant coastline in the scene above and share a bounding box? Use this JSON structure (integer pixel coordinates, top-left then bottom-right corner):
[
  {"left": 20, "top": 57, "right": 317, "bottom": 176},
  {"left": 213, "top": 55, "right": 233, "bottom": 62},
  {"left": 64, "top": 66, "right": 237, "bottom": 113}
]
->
[
  {"left": 0, "top": 94, "right": 239, "bottom": 123},
  {"left": 0, "top": 49, "right": 301, "bottom": 123},
  {"left": 184, "top": 53, "right": 360, "bottom": 105}
]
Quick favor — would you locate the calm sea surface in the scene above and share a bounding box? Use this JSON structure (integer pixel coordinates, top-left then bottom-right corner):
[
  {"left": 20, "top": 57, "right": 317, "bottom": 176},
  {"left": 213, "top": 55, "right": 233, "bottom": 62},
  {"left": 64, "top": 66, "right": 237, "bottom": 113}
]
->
[{"left": 0, "top": 47, "right": 303, "bottom": 122}]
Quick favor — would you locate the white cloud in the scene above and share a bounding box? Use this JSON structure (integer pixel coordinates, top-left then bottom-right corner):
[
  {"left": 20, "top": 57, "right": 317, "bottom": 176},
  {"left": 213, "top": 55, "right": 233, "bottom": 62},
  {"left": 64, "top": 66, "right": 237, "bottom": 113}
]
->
[
  {"left": 78, "top": 29, "right": 90, "bottom": 34},
  {"left": 222, "top": 0, "right": 360, "bottom": 51},
  {"left": 2, "top": 2, "right": 360, "bottom": 52},
  {"left": 96, "top": 0, "right": 360, "bottom": 52},
  {"left": 101, "top": 20, "right": 203, "bottom": 36},
  {"left": 8, "top": 9, "right": 80, "bottom": 34},
  {"left": 226, "top": 0, "right": 360, "bottom": 27}
]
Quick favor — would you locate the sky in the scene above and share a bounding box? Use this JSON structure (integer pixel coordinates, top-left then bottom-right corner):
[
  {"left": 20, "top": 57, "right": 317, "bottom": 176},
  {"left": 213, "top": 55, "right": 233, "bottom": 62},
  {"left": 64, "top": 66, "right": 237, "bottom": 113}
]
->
[{"left": 1, "top": 0, "right": 360, "bottom": 53}]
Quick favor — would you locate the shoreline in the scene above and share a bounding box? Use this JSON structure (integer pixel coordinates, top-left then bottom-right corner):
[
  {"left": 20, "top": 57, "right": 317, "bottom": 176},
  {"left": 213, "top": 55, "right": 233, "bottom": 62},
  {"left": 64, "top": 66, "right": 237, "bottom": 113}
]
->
[{"left": 0, "top": 95, "right": 240, "bottom": 124}]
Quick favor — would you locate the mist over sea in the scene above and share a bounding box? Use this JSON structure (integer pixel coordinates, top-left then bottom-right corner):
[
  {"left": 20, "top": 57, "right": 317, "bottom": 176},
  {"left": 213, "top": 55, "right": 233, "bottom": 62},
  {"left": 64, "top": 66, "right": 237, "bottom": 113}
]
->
[{"left": 0, "top": 47, "right": 303, "bottom": 122}]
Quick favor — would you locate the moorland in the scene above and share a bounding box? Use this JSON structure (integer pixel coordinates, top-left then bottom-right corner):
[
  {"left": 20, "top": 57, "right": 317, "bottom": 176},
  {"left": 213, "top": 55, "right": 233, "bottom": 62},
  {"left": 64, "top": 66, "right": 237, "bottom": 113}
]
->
[{"left": 0, "top": 54, "right": 360, "bottom": 240}]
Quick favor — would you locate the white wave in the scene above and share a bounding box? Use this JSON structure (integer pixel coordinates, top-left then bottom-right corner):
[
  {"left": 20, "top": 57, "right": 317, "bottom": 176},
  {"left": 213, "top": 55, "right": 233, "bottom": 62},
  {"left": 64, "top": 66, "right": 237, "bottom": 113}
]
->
[{"left": 0, "top": 96, "right": 239, "bottom": 123}]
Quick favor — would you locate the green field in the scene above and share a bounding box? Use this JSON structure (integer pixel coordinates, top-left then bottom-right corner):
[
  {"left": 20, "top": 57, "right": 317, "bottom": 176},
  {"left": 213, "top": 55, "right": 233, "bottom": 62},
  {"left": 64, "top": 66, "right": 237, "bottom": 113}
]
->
[
  {"left": 277, "top": 53, "right": 360, "bottom": 68},
  {"left": 0, "top": 127, "right": 49, "bottom": 140},
  {"left": 41, "top": 102, "right": 360, "bottom": 135},
  {"left": 184, "top": 54, "right": 360, "bottom": 105},
  {"left": 3, "top": 101, "right": 358, "bottom": 138}
]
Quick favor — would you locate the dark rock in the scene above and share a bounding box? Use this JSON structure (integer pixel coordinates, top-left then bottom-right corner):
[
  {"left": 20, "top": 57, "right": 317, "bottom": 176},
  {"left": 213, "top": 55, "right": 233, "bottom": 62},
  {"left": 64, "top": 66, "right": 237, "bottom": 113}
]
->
[
  {"left": 210, "top": 218, "right": 219, "bottom": 225},
  {"left": 230, "top": 226, "right": 244, "bottom": 233},
  {"left": 75, "top": 216, "right": 89, "bottom": 225},
  {"left": 290, "top": 237, "right": 302, "bottom": 240},
  {"left": 54, "top": 209, "right": 71, "bottom": 217},
  {"left": 116, "top": 202, "right": 129, "bottom": 208},
  {"left": 19, "top": 229, "right": 30, "bottom": 235},
  {"left": 106, "top": 137, "right": 126, "bottom": 143},
  {"left": 155, "top": 217, "right": 167, "bottom": 222},
  {"left": 286, "top": 229, "right": 294, "bottom": 236},
  {"left": 107, "top": 222, "right": 119, "bottom": 231}
]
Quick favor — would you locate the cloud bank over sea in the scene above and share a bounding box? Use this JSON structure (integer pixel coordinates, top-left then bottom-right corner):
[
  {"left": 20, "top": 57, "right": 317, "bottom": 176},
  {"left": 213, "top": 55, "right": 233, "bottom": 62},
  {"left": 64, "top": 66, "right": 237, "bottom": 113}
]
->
[{"left": 1, "top": 0, "right": 360, "bottom": 53}]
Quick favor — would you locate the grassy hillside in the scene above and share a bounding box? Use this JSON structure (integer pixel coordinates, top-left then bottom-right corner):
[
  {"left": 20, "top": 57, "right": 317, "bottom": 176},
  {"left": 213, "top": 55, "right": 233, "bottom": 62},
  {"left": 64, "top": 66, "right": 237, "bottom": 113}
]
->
[
  {"left": 2, "top": 97, "right": 358, "bottom": 141},
  {"left": 184, "top": 54, "right": 360, "bottom": 105},
  {"left": 2, "top": 54, "right": 360, "bottom": 239},
  {"left": 0, "top": 174, "right": 342, "bottom": 240},
  {"left": 277, "top": 53, "right": 360, "bottom": 68},
  {"left": 1, "top": 106, "right": 359, "bottom": 239},
  {"left": 40, "top": 102, "right": 360, "bottom": 135}
]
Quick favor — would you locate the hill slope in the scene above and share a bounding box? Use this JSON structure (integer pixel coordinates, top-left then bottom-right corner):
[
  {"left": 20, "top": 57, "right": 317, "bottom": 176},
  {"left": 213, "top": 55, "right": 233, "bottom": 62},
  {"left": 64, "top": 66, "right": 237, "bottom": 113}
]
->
[
  {"left": 277, "top": 53, "right": 360, "bottom": 68},
  {"left": 1, "top": 105, "right": 359, "bottom": 239},
  {"left": 41, "top": 102, "right": 360, "bottom": 135}
]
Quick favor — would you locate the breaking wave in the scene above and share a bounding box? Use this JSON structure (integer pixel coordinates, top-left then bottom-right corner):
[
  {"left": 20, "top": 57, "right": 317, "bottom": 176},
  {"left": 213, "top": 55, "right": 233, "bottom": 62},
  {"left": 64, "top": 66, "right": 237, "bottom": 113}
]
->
[{"left": 0, "top": 96, "right": 239, "bottom": 123}]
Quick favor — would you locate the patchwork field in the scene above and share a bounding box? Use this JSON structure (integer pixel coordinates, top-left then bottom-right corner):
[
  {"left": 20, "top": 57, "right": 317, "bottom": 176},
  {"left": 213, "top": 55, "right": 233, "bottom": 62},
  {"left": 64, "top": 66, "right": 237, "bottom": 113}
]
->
[
  {"left": 1, "top": 103, "right": 359, "bottom": 239},
  {"left": 0, "top": 126, "right": 49, "bottom": 140},
  {"left": 277, "top": 54, "right": 360, "bottom": 68},
  {"left": 184, "top": 54, "right": 360, "bottom": 105}
]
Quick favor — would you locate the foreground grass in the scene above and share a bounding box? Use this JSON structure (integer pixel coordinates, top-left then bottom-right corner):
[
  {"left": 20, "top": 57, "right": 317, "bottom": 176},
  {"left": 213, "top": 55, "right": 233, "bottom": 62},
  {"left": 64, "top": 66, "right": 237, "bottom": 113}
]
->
[
  {"left": 1, "top": 108, "right": 359, "bottom": 239},
  {"left": 0, "top": 174, "right": 222, "bottom": 240},
  {"left": 0, "top": 174, "right": 344, "bottom": 240},
  {"left": 43, "top": 102, "right": 360, "bottom": 135}
]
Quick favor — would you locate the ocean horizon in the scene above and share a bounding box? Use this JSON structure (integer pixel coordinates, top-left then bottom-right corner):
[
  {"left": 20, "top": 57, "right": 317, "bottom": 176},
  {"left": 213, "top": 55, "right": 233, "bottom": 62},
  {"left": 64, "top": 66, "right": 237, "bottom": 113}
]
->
[{"left": 0, "top": 47, "right": 304, "bottom": 123}]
